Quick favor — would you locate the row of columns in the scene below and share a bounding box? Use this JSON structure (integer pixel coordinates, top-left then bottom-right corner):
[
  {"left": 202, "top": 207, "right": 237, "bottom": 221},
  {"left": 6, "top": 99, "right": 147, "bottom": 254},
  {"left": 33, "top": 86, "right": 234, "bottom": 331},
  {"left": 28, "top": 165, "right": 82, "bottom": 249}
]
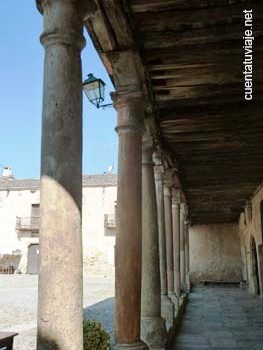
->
[
  {"left": 114, "top": 91, "right": 191, "bottom": 349},
  {"left": 37, "top": 1, "right": 190, "bottom": 349}
]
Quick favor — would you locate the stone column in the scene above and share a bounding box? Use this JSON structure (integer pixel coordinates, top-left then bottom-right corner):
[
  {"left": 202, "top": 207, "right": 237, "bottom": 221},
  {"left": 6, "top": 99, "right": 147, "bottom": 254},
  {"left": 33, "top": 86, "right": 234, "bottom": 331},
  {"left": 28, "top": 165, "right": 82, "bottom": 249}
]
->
[
  {"left": 185, "top": 219, "right": 191, "bottom": 293},
  {"left": 37, "top": 1, "right": 85, "bottom": 349},
  {"left": 172, "top": 190, "right": 181, "bottom": 298},
  {"left": 141, "top": 139, "right": 167, "bottom": 349},
  {"left": 163, "top": 177, "right": 177, "bottom": 306},
  {"left": 113, "top": 92, "right": 148, "bottom": 350},
  {"left": 153, "top": 153, "right": 174, "bottom": 326},
  {"left": 180, "top": 204, "right": 186, "bottom": 293}
]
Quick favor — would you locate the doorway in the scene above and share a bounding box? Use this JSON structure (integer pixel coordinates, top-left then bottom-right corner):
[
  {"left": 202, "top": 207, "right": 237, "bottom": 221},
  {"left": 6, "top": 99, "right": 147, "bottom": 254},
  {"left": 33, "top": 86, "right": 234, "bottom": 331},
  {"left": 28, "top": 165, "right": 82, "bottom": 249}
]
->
[{"left": 27, "top": 244, "right": 39, "bottom": 274}]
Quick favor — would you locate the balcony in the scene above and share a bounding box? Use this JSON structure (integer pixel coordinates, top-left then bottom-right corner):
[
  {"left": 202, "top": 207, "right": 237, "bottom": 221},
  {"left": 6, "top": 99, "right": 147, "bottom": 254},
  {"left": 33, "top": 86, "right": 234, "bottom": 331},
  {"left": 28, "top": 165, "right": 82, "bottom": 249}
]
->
[
  {"left": 104, "top": 214, "right": 116, "bottom": 228},
  {"left": 16, "top": 217, "right": 40, "bottom": 238}
]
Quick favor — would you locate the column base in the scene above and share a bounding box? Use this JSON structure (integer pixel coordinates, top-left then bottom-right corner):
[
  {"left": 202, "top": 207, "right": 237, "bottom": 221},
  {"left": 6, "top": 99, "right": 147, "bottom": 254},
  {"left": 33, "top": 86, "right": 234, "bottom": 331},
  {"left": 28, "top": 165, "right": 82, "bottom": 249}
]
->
[
  {"left": 115, "top": 341, "right": 149, "bottom": 350},
  {"left": 168, "top": 292, "right": 179, "bottom": 313},
  {"left": 161, "top": 294, "right": 174, "bottom": 326},
  {"left": 186, "top": 273, "right": 191, "bottom": 293},
  {"left": 141, "top": 316, "right": 167, "bottom": 350},
  {"left": 179, "top": 293, "right": 187, "bottom": 308}
]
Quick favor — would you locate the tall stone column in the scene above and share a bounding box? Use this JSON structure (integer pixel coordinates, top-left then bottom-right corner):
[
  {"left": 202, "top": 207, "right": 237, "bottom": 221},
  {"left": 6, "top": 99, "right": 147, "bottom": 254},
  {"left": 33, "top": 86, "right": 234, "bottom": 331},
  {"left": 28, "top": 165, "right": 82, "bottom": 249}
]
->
[
  {"left": 113, "top": 92, "right": 148, "bottom": 350},
  {"left": 172, "top": 190, "right": 181, "bottom": 298},
  {"left": 185, "top": 219, "right": 191, "bottom": 293},
  {"left": 153, "top": 153, "right": 174, "bottom": 326},
  {"left": 163, "top": 176, "right": 177, "bottom": 306},
  {"left": 180, "top": 204, "right": 186, "bottom": 293},
  {"left": 141, "top": 138, "right": 167, "bottom": 349},
  {"left": 37, "top": 1, "right": 85, "bottom": 349}
]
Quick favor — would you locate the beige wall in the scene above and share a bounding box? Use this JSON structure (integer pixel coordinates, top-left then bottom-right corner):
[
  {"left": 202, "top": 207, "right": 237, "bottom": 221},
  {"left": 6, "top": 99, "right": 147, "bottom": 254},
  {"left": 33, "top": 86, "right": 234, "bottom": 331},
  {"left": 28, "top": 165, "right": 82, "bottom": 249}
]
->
[
  {"left": 239, "top": 185, "right": 263, "bottom": 295},
  {"left": 0, "top": 189, "right": 40, "bottom": 253},
  {"left": 0, "top": 184, "right": 117, "bottom": 273},
  {"left": 82, "top": 186, "right": 116, "bottom": 265},
  {"left": 190, "top": 223, "right": 242, "bottom": 283}
]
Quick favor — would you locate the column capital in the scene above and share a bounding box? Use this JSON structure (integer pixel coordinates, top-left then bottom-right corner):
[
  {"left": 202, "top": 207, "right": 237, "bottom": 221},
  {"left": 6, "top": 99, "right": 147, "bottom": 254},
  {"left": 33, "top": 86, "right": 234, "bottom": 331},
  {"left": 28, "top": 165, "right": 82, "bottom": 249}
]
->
[
  {"left": 142, "top": 135, "right": 154, "bottom": 165},
  {"left": 184, "top": 219, "right": 190, "bottom": 227},
  {"left": 38, "top": 0, "right": 86, "bottom": 50},
  {"left": 163, "top": 169, "right": 176, "bottom": 188},
  {"left": 153, "top": 150, "right": 162, "bottom": 166},
  {"left": 112, "top": 91, "right": 146, "bottom": 134},
  {"left": 172, "top": 188, "right": 181, "bottom": 207},
  {"left": 153, "top": 151, "right": 165, "bottom": 181},
  {"left": 180, "top": 203, "right": 188, "bottom": 216},
  {"left": 163, "top": 185, "right": 172, "bottom": 197},
  {"left": 36, "top": 0, "right": 85, "bottom": 13}
]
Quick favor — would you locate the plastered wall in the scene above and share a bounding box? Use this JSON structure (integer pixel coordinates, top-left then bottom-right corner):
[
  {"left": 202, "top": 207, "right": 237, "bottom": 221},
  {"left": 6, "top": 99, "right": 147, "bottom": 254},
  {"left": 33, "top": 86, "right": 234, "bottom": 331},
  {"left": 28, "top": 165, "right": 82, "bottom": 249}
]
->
[
  {"left": 0, "top": 183, "right": 117, "bottom": 272},
  {"left": 190, "top": 223, "right": 242, "bottom": 283},
  {"left": 0, "top": 189, "right": 40, "bottom": 253},
  {"left": 239, "top": 185, "right": 263, "bottom": 295}
]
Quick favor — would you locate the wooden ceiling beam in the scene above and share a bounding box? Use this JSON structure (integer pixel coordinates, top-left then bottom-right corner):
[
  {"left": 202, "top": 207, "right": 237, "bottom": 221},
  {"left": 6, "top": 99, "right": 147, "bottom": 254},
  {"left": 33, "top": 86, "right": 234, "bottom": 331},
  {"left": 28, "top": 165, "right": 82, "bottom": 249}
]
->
[
  {"left": 134, "top": 3, "right": 263, "bottom": 33},
  {"left": 131, "top": 0, "right": 250, "bottom": 13},
  {"left": 142, "top": 24, "right": 263, "bottom": 50}
]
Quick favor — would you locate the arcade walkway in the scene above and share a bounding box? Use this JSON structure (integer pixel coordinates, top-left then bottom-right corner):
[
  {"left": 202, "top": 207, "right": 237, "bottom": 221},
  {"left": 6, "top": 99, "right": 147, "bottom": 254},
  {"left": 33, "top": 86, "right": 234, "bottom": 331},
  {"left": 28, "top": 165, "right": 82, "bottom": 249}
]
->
[{"left": 172, "top": 286, "right": 263, "bottom": 350}]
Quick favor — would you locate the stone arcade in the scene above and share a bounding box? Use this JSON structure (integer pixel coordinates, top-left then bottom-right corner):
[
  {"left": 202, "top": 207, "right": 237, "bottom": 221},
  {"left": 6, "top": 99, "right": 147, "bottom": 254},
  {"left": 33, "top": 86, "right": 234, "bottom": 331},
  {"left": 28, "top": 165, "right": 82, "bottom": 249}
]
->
[{"left": 35, "top": 0, "right": 263, "bottom": 349}]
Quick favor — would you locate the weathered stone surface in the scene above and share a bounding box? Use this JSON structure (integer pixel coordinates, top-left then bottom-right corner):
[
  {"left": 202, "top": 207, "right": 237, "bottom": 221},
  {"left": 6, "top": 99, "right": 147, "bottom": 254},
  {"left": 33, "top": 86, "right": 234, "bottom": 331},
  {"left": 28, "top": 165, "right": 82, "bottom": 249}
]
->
[
  {"left": 113, "top": 91, "right": 147, "bottom": 349},
  {"left": 153, "top": 155, "right": 174, "bottom": 327},
  {"left": 160, "top": 295, "right": 174, "bottom": 327},
  {"left": 172, "top": 193, "right": 180, "bottom": 298},
  {"left": 38, "top": 0, "right": 85, "bottom": 348},
  {"left": 141, "top": 317, "right": 167, "bottom": 350},
  {"left": 180, "top": 204, "right": 186, "bottom": 292},
  {"left": 163, "top": 182, "right": 176, "bottom": 305},
  {"left": 189, "top": 223, "right": 242, "bottom": 283},
  {"left": 141, "top": 137, "right": 167, "bottom": 349}
]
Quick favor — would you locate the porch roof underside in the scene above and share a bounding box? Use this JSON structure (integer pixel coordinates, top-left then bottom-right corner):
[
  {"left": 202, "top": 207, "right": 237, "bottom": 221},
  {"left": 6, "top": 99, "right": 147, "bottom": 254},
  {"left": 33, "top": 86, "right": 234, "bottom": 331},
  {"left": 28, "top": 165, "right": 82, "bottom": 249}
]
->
[{"left": 85, "top": 0, "right": 263, "bottom": 224}]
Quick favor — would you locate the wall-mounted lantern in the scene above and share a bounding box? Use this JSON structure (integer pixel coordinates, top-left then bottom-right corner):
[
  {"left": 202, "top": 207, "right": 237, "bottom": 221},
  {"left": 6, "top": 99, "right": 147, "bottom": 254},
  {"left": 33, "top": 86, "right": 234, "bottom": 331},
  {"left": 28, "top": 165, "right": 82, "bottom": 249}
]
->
[{"left": 83, "top": 73, "right": 113, "bottom": 109}]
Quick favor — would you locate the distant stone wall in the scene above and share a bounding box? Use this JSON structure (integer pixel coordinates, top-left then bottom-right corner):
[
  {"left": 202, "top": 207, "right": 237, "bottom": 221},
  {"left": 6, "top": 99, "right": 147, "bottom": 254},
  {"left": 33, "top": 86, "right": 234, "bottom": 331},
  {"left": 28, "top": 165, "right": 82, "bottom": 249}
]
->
[
  {"left": 190, "top": 223, "right": 242, "bottom": 283},
  {"left": 239, "top": 185, "right": 263, "bottom": 295},
  {"left": 0, "top": 175, "right": 117, "bottom": 275}
]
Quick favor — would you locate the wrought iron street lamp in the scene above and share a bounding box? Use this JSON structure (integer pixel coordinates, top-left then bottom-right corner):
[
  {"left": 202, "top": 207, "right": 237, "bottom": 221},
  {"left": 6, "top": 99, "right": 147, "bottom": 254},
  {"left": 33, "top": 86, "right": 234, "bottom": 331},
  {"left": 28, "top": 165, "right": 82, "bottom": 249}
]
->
[{"left": 82, "top": 73, "right": 113, "bottom": 108}]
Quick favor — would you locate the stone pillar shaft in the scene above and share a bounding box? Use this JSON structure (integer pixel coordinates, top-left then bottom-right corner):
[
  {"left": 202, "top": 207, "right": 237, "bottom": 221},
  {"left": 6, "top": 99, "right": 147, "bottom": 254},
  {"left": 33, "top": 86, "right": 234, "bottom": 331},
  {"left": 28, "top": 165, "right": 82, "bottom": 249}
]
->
[
  {"left": 154, "top": 160, "right": 174, "bottom": 325},
  {"left": 114, "top": 92, "right": 147, "bottom": 349},
  {"left": 142, "top": 143, "right": 161, "bottom": 317},
  {"left": 164, "top": 185, "right": 174, "bottom": 297},
  {"left": 180, "top": 204, "right": 186, "bottom": 292},
  {"left": 154, "top": 165, "right": 168, "bottom": 297},
  {"left": 172, "top": 195, "right": 181, "bottom": 298},
  {"left": 141, "top": 141, "right": 167, "bottom": 349},
  {"left": 37, "top": 1, "right": 85, "bottom": 349},
  {"left": 185, "top": 222, "right": 190, "bottom": 292}
]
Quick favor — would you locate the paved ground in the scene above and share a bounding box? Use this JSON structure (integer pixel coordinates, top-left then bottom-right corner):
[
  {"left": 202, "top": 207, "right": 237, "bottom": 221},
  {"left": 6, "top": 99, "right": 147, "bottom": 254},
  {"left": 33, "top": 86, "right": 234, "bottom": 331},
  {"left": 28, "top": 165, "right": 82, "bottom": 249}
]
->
[
  {"left": 2, "top": 278, "right": 263, "bottom": 349},
  {"left": 172, "top": 285, "right": 263, "bottom": 350},
  {"left": 0, "top": 274, "right": 114, "bottom": 349}
]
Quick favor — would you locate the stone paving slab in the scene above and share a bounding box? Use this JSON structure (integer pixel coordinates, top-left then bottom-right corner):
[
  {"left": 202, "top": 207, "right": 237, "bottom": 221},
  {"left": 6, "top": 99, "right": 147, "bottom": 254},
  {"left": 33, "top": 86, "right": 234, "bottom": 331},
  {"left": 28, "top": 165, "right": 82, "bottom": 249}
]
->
[
  {"left": 0, "top": 274, "right": 114, "bottom": 349},
  {"left": 172, "top": 286, "right": 263, "bottom": 350}
]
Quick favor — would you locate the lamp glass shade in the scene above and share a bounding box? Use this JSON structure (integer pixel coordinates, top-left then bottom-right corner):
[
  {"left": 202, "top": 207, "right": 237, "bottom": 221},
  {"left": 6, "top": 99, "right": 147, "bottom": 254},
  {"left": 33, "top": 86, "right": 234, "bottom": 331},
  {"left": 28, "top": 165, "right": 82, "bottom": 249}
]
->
[{"left": 83, "top": 74, "right": 106, "bottom": 108}]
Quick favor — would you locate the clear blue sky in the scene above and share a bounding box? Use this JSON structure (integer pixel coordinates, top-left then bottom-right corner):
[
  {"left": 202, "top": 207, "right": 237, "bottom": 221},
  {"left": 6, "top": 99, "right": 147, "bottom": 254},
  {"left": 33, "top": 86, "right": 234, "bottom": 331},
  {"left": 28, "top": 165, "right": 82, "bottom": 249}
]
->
[{"left": 0, "top": 1, "right": 117, "bottom": 179}]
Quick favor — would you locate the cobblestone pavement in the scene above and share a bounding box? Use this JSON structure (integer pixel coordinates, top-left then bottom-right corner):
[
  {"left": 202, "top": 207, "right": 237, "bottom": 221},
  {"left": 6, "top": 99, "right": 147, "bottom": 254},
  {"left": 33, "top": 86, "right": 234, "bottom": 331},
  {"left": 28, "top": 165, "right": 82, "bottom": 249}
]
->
[
  {"left": 0, "top": 274, "right": 114, "bottom": 350},
  {"left": 172, "top": 285, "right": 263, "bottom": 350}
]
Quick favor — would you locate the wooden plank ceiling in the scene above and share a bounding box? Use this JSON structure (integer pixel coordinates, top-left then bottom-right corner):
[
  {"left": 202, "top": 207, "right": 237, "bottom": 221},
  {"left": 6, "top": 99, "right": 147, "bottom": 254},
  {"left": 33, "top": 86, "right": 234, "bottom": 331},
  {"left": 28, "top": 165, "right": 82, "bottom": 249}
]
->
[{"left": 85, "top": 0, "right": 263, "bottom": 224}]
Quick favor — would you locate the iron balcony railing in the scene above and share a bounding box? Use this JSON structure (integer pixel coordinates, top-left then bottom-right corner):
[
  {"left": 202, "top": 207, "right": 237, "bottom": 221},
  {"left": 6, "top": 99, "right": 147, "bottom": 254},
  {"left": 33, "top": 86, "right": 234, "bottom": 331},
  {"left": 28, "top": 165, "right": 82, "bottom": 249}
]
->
[
  {"left": 104, "top": 214, "right": 116, "bottom": 228},
  {"left": 16, "top": 216, "right": 40, "bottom": 232}
]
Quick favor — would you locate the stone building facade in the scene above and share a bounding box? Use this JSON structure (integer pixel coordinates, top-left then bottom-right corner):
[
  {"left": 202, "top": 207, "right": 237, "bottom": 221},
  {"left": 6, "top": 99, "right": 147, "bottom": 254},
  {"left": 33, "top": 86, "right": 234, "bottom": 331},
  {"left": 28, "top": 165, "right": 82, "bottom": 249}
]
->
[
  {"left": 239, "top": 184, "right": 263, "bottom": 295},
  {"left": 0, "top": 173, "right": 117, "bottom": 275}
]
